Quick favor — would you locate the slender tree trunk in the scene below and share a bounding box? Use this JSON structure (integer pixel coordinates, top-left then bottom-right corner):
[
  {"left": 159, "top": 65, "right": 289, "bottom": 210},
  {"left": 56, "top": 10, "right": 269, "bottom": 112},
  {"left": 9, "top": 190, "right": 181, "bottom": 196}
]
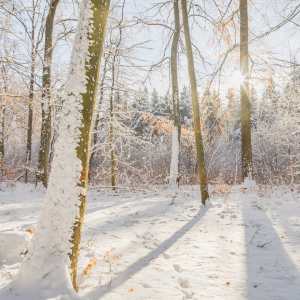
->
[
  {"left": 181, "top": 0, "right": 209, "bottom": 205},
  {"left": 240, "top": 0, "right": 253, "bottom": 181},
  {"left": 287, "top": 78, "right": 293, "bottom": 184},
  {"left": 25, "top": 33, "right": 35, "bottom": 183},
  {"left": 108, "top": 3, "right": 124, "bottom": 190},
  {"left": 0, "top": 78, "right": 6, "bottom": 159},
  {"left": 89, "top": 58, "right": 108, "bottom": 180},
  {"left": 109, "top": 57, "right": 116, "bottom": 191},
  {"left": 36, "top": 0, "right": 60, "bottom": 187},
  {"left": 11, "top": 1, "right": 111, "bottom": 295},
  {"left": 0, "top": 104, "right": 4, "bottom": 159},
  {"left": 169, "top": 0, "right": 181, "bottom": 188}
]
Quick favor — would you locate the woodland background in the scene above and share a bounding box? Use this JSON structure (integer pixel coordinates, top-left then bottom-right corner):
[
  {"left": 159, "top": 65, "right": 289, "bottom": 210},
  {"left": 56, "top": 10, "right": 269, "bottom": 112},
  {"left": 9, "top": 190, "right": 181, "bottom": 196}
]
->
[{"left": 0, "top": 0, "right": 299, "bottom": 188}]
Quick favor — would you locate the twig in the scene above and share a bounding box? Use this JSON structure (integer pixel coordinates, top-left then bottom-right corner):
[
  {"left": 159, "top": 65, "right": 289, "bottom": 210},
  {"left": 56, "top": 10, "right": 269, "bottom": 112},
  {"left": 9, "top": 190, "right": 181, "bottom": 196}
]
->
[
  {"left": 79, "top": 233, "right": 95, "bottom": 250},
  {"left": 257, "top": 241, "right": 272, "bottom": 248},
  {"left": 250, "top": 228, "right": 260, "bottom": 243},
  {"left": 107, "top": 277, "right": 112, "bottom": 290},
  {"left": 14, "top": 172, "right": 26, "bottom": 182},
  {"left": 0, "top": 269, "right": 13, "bottom": 280}
]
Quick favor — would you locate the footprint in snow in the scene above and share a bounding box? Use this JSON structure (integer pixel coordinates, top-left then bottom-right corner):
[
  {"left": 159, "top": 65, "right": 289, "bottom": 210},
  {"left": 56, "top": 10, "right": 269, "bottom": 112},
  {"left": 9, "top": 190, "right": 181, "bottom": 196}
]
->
[
  {"left": 163, "top": 253, "right": 170, "bottom": 259},
  {"left": 179, "top": 278, "right": 190, "bottom": 289},
  {"left": 182, "top": 289, "right": 194, "bottom": 299},
  {"left": 173, "top": 264, "right": 182, "bottom": 273},
  {"left": 179, "top": 278, "right": 194, "bottom": 299}
]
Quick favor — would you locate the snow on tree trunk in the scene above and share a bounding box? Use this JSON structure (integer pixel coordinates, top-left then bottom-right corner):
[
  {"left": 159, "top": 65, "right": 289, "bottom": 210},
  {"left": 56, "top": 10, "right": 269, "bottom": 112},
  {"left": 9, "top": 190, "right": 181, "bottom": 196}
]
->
[
  {"left": 2, "top": 0, "right": 110, "bottom": 298},
  {"left": 170, "top": 126, "right": 179, "bottom": 189}
]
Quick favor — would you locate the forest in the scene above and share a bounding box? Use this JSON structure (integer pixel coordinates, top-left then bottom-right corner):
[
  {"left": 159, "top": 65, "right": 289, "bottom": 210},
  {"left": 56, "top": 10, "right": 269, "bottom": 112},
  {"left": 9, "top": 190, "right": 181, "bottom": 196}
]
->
[{"left": 0, "top": 0, "right": 300, "bottom": 299}]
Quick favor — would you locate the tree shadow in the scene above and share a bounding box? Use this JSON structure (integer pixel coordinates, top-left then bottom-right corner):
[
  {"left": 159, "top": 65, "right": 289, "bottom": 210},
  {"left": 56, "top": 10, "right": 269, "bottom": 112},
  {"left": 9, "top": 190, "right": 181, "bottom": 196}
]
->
[
  {"left": 82, "top": 196, "right": 176, "bottom": 239},
  {"left": 242, "top": 199, "right": 300, "bottom": 299},
  {"left": 82, "top": 205, "right": 210, "bottom": 299},
  {"left": 84, "top": 193, "right": 146, "bottom": 215}
]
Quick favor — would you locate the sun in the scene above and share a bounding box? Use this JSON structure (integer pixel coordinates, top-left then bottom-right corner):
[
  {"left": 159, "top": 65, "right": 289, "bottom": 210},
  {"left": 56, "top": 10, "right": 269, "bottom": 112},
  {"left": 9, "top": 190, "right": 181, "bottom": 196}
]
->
[{"left": 227, "top": 70, "right": 245, "bottom": 88}]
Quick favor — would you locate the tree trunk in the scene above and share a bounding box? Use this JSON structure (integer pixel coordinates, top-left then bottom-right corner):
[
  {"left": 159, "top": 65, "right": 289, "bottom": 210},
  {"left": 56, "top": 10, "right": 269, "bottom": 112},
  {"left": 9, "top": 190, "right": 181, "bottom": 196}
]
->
[
  {"left": 0, "top": 79, "right": 6, "bottom": 159},
  {"left": 240, "top": 0, "right": 253, "bottom": 181},
  {"left": 69, "top": 0, "right": 111, "bottom": 290},
  {"left": 25, "top": 38, "right": 35, "bottom": 183},
  {"left": 36, "top": 0, "right": 60, "bottom": 187},
  {"left": 181, "top": 0, "right": 209, "bottom": 205},
  {"left": 169, "top": 0, "right": 181, "bottom": 188},
  {"left": 89, "top": 58, "right": 108, "bottom": 181},
  {"left": 109, "top": 57, "right": 116, "bottom": 191},
  {"left": 287, "top": 77, "right": 294, "bottom": 185},
  {"left": 11, "top": 0, "right": 111, "bottom": 296}
]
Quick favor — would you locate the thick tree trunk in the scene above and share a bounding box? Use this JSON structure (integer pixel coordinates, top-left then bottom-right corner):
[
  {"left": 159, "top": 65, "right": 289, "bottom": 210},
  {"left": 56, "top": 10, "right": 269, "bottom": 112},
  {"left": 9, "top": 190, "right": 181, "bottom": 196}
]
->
[
  {"left": 36, "top": 0, "right": 60, "bottom": 187},
  {"left": 169, "top": 0, "right": 181, "bottom": 188},
  {"left": 69, "top": 0, "right": 110, "bottom": 290},
  {"left": 181, "top": 0, "right": 209, "bottom": 205},
  {"left": 240, "top": 0, "right": 253, "bottom": 181},
  {"left": 9, "top": 1, "right": 111, "bottom": 296}
]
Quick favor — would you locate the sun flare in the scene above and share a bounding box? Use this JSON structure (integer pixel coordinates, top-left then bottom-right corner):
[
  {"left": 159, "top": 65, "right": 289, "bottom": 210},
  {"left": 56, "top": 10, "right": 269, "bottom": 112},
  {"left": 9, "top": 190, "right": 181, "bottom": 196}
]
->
[{"left": 228, "top": 71, "right": 245, "bottom": 88}]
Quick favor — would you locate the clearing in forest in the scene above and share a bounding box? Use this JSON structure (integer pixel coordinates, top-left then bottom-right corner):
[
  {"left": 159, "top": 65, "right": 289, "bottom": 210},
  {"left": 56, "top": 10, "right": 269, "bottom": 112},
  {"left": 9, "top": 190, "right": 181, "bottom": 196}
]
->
[{"left": 0, "top": 183, "right": 300, "bottom": 300}]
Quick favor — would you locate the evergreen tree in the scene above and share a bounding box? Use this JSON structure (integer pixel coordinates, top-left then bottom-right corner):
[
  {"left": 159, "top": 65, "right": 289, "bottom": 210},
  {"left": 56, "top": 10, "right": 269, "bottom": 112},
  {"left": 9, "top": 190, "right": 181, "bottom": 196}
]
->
[
  {"left": 180, "top": 85, "right": 192, "bottom": 123},
  {"left": 250, "top": 86, "right": 259, "bottom": 115},
  {"left": 226, "top": 88, "right": 241, "bottom": 140},
  {"left": 162, "top": 92, "right": 173, "bottom": 116},
  {"left": 133, "top": 86, "right": 149, "bottom": 111},
  {"left": 150, "top": 88, "right": 166, "bottom": 116},
  {"left": 260, "top": 77, "right": 280, "bottom": 121}
]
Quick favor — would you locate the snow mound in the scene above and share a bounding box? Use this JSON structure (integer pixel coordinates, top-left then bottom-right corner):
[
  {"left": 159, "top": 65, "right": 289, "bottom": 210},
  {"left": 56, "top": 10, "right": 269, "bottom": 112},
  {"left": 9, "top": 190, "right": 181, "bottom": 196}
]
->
[{"left": 0, "top": 231, "right": 31, "bottom": 264}]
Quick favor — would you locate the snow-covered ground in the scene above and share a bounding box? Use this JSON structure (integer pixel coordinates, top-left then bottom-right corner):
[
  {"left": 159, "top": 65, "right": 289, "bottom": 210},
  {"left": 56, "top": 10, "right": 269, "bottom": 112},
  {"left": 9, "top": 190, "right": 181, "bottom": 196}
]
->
[{"left": 1, "top": 182, "right": 300, "bottom": 299}]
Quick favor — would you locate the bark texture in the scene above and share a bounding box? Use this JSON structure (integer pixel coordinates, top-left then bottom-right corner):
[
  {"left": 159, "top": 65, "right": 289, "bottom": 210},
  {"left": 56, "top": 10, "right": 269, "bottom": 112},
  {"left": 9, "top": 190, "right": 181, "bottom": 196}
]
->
[
  {"left": 69, "top": 0, "right": 111, "bottom": 290},
  {"left": 181, "top": 0, "right": 209, "bottom": 204},
  {"left": 25, "top": 32, "right": 35, "bottom": 183},
  {"left": 109, "top": 57, "right": 116, "bottom": 190},
  {"left": 169, "top": 0, "right": 181, "bottom": 188},
  {"left": 36, "top": 0, "right": 60, "bottom": 187},
  {"left": 240, "top": 0, "right": 253, "bottom": 180},
  {"left": 89, "top": 58, "right": 108, "bottom": 179},
  {"left": 0, "top": 79, "right": 6, "bottom": 159}
]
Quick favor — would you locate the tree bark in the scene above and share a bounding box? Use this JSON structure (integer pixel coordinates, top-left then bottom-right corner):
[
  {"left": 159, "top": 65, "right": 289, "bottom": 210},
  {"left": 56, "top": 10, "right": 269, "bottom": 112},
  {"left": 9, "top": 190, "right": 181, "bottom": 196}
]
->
[
  {"left": 25, "top": 27, "right": 35, "bottom": 183},
  {"left": 69, "top": 0, "right": 110, "bottom": 290},
  {"left": 36, "top": 0, "right": 60, "bottom": 187},
  {"left": 0, "top": 77, "right": 6, "bottom": 159},
  {"left": 109, "top": 56, "right": 116, "bottom": 191},
  {"left": 169, "top": 0, "right": 181, "bottom": 188},
  {"left": 240, "top": 0, "right": 253, "bottom": 180},
  {"left": 89, "top": 58, "right": 108, "bottom": 180},
  {"left": 11, "top": 1, "right": 111, "bottom": 295},
  {"left": 181, "top": 0, "right": 209, "bottom": 205}
]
